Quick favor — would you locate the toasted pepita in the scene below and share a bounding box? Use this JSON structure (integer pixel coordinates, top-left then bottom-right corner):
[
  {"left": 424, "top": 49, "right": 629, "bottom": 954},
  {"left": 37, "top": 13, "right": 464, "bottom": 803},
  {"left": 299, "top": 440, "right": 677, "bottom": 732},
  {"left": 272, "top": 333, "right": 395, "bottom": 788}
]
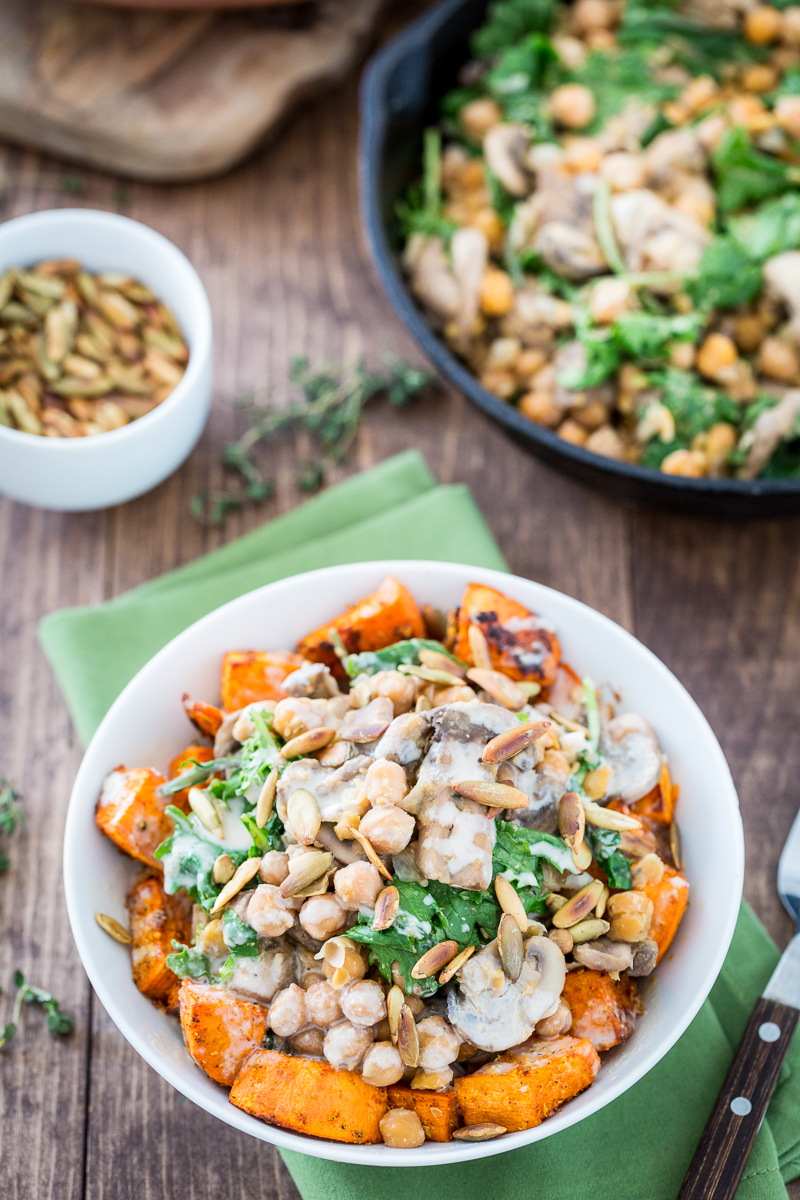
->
[
  {"left": 482, "top": 720, "right": 551, "bottom": 764},
  {"left": 279, "top": 851, "right": 333, "bottom": 898},
  {"left": 282, "top": 727, "right": 336, "bottom": 758},
  {"left": 494, "top": 874, "right": 529, "bottom": 931},
  {"left": 467, "top": 623, "right": 493, "bottom": 670},
  {"left": 498, "top": 912, "right": 524, "bottom": 981},
  {"left": 466, "top": 667, "right": 526, "bottom": 711},
  {"left": 551, "top": 879, "right": 605, "bottom": 929},
  {"left": 438, "top": 943, "right": 475, "bottom": 984},
  {"left": 397, "top": 663, "right": 465, "bottom": 687},
  {"left": 212, "top": 854, "right": 236, "bottom": 885},
  {"left": 453, "top": 779, "right": 529, "bottom": 810},
  {"left": 373, "top": 885, "right": 400, "bottom": 931},
  {"left": 453, "top": 1124, "right": 508, "bottom": 1142},
  {"left": 570, "top": 917, "right": 611, "bottom": 944},
  {"left": 418, "top": 648, "right": 466, "bottom": 678},
  {"left": 188, "top": 786, "right": 223, "bottom": 836},
  {"left": 582, "top": 800, "right": 641, "bottom": 832},
  {"left": 411, "top": 940, "right": 459, "bottom": 979},
  {"left": 558, "top": 791, "right": 585, "bottom": 850},
  {"left": 95, "top": 913, "right": 132, "bottom": 944},
  {"left": 287, "top": 788, "right": 322, "bottom": 845},
  {"left": 387, "top": 985, "right": 404, "bottom": 1042},
  {"left": 669, "top": 820, "right": 682, "bottom": 869},
  {"left": 256, "top": 768, "right": 278, "bottom": 828},
  {"left": 210, "top": 856, "right": 262, "bottom": 914},
  {"left": 397, "top": 1004, "right": 420, "bottom": 1068}
]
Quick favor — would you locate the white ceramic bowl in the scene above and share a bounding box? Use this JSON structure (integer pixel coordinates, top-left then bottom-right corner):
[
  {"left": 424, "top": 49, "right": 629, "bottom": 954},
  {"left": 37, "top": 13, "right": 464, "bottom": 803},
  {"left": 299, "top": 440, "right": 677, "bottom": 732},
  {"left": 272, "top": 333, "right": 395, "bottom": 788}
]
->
[
  {"left": 64, "top": 561, "right": 744, "bottom": 1166},
  {"left": 0, "top": 209, "right": 212, "bottom": 511}
]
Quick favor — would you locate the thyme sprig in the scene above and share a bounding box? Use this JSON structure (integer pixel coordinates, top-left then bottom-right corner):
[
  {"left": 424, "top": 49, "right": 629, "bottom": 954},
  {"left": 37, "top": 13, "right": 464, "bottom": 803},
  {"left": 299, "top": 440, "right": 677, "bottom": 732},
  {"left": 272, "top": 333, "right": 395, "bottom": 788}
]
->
[
  {"left": 0, "top": 972, "right": 73, "bottom": 1049},
  {"left": 0, "top": 780, "right": 23, "bottom": 874},
  {"left": 191, "top": 356, "right": 435, "bottom": 526}
]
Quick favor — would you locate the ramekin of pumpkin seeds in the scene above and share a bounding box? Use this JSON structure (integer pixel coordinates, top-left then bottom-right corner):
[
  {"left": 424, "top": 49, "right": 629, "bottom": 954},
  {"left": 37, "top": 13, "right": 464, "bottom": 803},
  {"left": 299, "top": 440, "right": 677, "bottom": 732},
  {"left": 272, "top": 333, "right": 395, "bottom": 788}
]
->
[{"left": 0, "top": 259, "right": 189, "bottom": 438}]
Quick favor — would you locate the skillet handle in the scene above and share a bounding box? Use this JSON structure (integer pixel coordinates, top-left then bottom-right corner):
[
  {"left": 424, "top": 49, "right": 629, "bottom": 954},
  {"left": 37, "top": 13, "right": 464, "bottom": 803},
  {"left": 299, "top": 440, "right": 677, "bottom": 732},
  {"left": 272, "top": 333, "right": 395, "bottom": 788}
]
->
[{"left": 677, "top": 995, "right": 799, "bottom": 1200}]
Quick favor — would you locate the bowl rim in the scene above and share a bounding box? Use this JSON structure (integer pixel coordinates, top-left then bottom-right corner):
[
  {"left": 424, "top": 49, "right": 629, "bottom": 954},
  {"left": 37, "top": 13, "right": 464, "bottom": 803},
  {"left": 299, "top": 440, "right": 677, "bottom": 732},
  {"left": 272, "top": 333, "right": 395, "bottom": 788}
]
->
[
  {"left": 63, "top": 559, "right": 744, "bottom": 1166},
  {"left": 0, "top": 208, "right": 212, "bottom": 452},
  {"left": 357, "top": 0, "right": 800, "bottom": 503}
]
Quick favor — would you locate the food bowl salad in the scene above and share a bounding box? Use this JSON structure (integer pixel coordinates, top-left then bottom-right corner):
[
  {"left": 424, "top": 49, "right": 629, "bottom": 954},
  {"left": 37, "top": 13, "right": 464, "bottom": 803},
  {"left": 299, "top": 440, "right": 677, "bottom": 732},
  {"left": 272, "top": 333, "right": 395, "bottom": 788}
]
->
[
  {"left": 398, "top": 0, "right": 800, "bottom": 482},
  {"left": 92, "top": 573, "right": 689, "bottom": 1150}
]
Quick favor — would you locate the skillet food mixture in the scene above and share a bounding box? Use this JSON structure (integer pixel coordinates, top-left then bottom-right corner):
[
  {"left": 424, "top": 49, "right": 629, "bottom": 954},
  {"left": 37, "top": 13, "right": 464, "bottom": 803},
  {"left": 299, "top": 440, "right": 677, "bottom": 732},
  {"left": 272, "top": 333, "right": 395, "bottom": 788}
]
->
[
  {"left": 95, "top": 577, "right": 688, "bottom": 1148},
  {"left": 400, "top": 0, "right": 800, "bottom": 480}
]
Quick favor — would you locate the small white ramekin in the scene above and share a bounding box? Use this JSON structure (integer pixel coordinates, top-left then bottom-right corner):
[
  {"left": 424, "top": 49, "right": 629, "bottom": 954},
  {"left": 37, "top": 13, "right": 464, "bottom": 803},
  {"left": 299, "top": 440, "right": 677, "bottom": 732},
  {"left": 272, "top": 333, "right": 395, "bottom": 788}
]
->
[{"left": 0, "top": 209, "right": 212, "bottom": 511}]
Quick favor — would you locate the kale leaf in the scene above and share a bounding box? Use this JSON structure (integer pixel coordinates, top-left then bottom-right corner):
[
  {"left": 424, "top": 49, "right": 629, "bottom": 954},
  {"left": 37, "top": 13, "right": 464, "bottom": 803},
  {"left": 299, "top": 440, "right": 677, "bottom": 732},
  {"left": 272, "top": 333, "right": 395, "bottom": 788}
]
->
[
  {"left": 222, "top": 910, "right": 260, "bottom": 958},
  {"left": 165, "top": 941, "right": 212, "bottom": 981},
  {"left": 712, "top": 128, "right": 800, "bottom": 214},
  {"left": 650, "top": 368, "right": 740, "bottom": 442},
  {"left": 493, "top": 820, "right": 574, "bottom": 883},
  {"left": 613, "top": 311, "right": 703, "bottom": 360},
  {"left": 585, "top": 827, "right": 632, "bottom": 890},
  {"left": 471, "top": 0, "right": 556, "bottom": 57},
  {"left": 687, "top": 237, "right": 763, "bottom": 311},
  {"left": 155, "top": 806, "right": 249, "bottom": 910},
  {"left": 345, "top": 638, "right": 463, "bottom": 678},
  {"left": 728, "top": 193, "right": 800, "bottom": 262},
  {"left": 348, "top": 879, "right": 440, "bottom": 996}
]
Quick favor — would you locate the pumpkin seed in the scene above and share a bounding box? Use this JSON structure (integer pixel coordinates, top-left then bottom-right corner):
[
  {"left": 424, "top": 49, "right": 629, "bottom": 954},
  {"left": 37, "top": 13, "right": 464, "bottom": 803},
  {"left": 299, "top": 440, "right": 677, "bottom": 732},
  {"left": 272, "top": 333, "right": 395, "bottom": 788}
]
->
[
  {"left": 558, "top": 791, "right": 585, "bottom": 850},
  {"left": 96, "top": 289, "right": 140, "bottom": 330},
  {"left": 95, "top": 913, "right": 131, "bottom": 944},
  {"left": 398, "top": 663, "right": 465, "bottom": 687},
  {"left": 188, "top": 786, "right": 223, "bottom": 835},
  {"left": 279, "top": 851, "right": 333, "bottom": 898},
  {"left": 466, "top": 668, "right": 526, "bottom": 711},
  {"left": 418, "top": 648, "right": 466, "bottom": 678},
  {"left": 387, "top": 985, "right": 404, "bottom": 1042},
  {"left": 570, "top": 917, "right": 611, "bottom": 944},
  {"left": 256, "top": 768, "right": 278, "bottom": 828},
  {"left": 339, "top": 720, "right": 391, "bottom": 743},
  {"left": 494, "top": 874, "right": 529, "bottom": 931},
  {"left": 453, "top": 1123, "right": 508, "bottom": 1142},
  {"left": 453, "top": 779, "right": 529, "bottom": 810},
  {"left": 669, "top": 820, "right": 682, "bottom": 870},
  {"left": 582, "top": 800, "right": 641, "bottom": 832},
  {"left": 551, "top": 879, "right": 605, "bottom": 929},
  {"left": 438, "top": 943, "right": 475, "bottom": 984},
  {"left": 498, "top": 913, "right": 523, "bottom": 981},
  {"left": 281, "top": 727, "right": 336, "bottom": 758},
  {"left": 583, "top": 764, "right": 610, "bottom": 800},
  {"left": 595, "top": 884, "right": 610, "bottom": 919},
  {"left": 619, "top": 829, "right": 656, "bottom": 859},
  {"left": 467, "top": 624, "right": 493, "bottom": 669},
  {"left": 397, "top": 1004, "right": 420, "bottom": 1067},
  {"left": 517, "top": 681, "right": 542, "bottom": 698},
  {"left": 373, "top": 885, "right": 400, "bottom": 931},
  {"left": 571, "top": 837, "right": 593, "bottom": 872},
  {"left": 287, "top": 788, "right": 322, "bottom": 845},
  {"left": 212, "top": 853, "right": 236, "bottom": 885},
  {"left": 411, "top": 940, "right": 459, "bottom": 979},
  {"left": 546, "top": 893, "right": 568, "bottom": 913},
  {"left": 210, "top": 856, "right": 262, "bottom": 914},
  {"left": 482, "top": 720, "right": 551, "bottom": 764},
  {"left": 350, "top": 827, "right": 393, "bottom": 880}
]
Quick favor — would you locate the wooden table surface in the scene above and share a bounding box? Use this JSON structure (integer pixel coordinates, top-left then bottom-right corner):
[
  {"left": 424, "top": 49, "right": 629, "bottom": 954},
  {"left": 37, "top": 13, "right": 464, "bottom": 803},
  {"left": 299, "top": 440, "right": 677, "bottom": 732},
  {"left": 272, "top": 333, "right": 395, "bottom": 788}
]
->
[{"left": 1, "top": 9, "right": 799, "bottom": 1198}]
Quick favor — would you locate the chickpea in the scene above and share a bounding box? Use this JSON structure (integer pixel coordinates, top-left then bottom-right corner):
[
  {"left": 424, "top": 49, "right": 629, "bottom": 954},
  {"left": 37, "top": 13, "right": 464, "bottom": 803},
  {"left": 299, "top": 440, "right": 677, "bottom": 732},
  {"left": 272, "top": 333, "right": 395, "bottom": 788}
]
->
[
  {"left": 519, "top": 390, "right": 562, "bottom": 427},
  {"left": 305, "top": 979, "right": 343, "bottom": 1027},
  {"left": 479, "top": 368, "right": 517, "bottom": 399},
  {"left": 558, "top": 417, "right": 589, "bottom": 446},
  {"left": 340, "top": 980, "right": 388, "bottom": 1027},
  {"left": 599, "top": 151, "right": 647, "bottom": 192},
  {"left": 745, "top": 5, "right": 782, "bottom": 44},
  {"left": 553, "top": 33, "right": 588, "bottom": 70},
  {"left": 323, "top": 1020, "right": 374, "bottom": 1070},
  {"left": 776, "top": 94, "right": 800, "bottom": 139},
  {"left": 728, "top": 94, "right": 772, "bottom": 133},
  {"left": 631, "top": 852, "right": 666, "bottom": 889},
  {"left": 570, "top": 0, "right": 617, "bottom": 34},
  {"left": 259, "top": 850, "right": 290, "bottom": 886},
  {"left": 412, "top": 1068, "right": 454, "bottom": 1090},
  {"left": 696, "top": 112, "right": 730, "bottom": 152},
  {"left": 299, "top": 893, "right": 348, "bottom": 941},
  {"left": 672, "top": 178, "right": 716, "bottom": 227},
  {"left": 416, "top": 1016, "right": 462, "bottom": 1072},
  {"left": 535, "top": 998, "right": 573, "bottom": 1039},
  {"left": 272, "top": 697, "right": 321, "bottom": 740},
  {"left": 661, "top": 448, "right": 707, "bottom": 477},
  {"left": 742, "top": 63, "right": 779, "bottom": 93},
  {"left": 362, "top": 1041, "right": 405, "bottom": 1087},
  {"left": 589, "top": 277, "right": 633, "bottom": 325},
  {"left": 585, "top": 425, "right": 624, "bottom": 459},
  {"left": 549, "top": 83, "right": 596, "bottom": 129},
  {"left": 586, "top": 28, "right": 616, "bottom": 51},
  {"left": 549, "top": 927, "right": 574, "bottom": 955},
  {"left": 269, "top": 984, "right": 309, "bottom": 1037},
  {"left": 460, "top": 97, "right": 502, "bottom": 142},
  {"left": 757, "top": 336, "right": 800, "bottom": 382},
  {"left": 733, "top": 313, "right": 767, "bottom": 353},
  {"left": 247, "top": 884, "right": 296, "bottom": 937},
  {"left": 370, "top": 670, "right": 416, "bottom": 715},
  {"left": 433, "top": 684, "right": 477, "bottom": 705},
  {"left": 334, "top": 861, "right": 383, "bottom": 911},
  {"left": 679, "top": 75, "right": 718, "bottom": 115},
  {"left": 668, "top": 341, "right": 696, "bottom": 370},
  {"left": 486, "top": 336, "right": 522, "bottom": 370},
  {"left": 379, "top": 1107, "right": 426, "bottom": 1149},
  {"left": 319, "top": 937, "right": 368, "bottom": 989},
  {"left": 364, "top": 758, "right": 408, "bottom": 809},
  {"left": 515, "top": 347, "right": 548, "bottom": 383},
  {"left": 607, "top": 890, "right": 654, "bottom": 942},
  {"left": 696, "top": 333, "right": 738, "bottom": 382},
  {"left": 468, "top": 207, "right": 505, "bottom": 255},
  {"left": 358, "top": 805, "right": 415, "bottom": 855},
  {"left": 290, "top": 1027, "right": 325, "bottom": 1056},
  {"left": 562, "top": 137, "right": 604, "bottom": 173},
  {"left": 480, "top": 268, "right": 516, "bottom": 317},
  {"left": 782, "top": 7, "right": 800, "bottom": 45},
  {"left": 704, "top": 422, "right": 738, "bottom": 476}
]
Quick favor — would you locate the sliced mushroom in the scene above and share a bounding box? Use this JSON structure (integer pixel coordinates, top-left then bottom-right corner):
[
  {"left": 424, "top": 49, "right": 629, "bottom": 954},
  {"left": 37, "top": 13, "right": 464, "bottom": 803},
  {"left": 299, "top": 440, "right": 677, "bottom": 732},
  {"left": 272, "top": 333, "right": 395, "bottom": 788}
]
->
[
  {"left": 451, "top": 226, "right": 489, "bottom": 346},
  {"left": 447, "top": 935, "right": 566, "bottom": 1052},
  {"left": 338, "top": 697, "right": 394, "bottom": 745},
  {"left": 572, "top": 935, "right": 634, "bottom": 973},
  {"left": 226, "top": 943, "right": 296, "bottom": 1005},
  {"left": 483, "top": 123, "right": 532, "bottom": 197},
  {"left": 643, "top": 128, "right": 706, "bottom": 190},
  {"left": 371, "top": 711, "right": 433, "bottom": 789},
  {"left": 416, "top": 789, "right": 495, "bottom": 891},
  {"left": 763, "top": 251, "right": 800, "bottom": 343},
  {"left": 628, "top": 937, "right": 659, "bottom": 977},
  {"left": 738, "top": 389, "right": 800, "bottom": 480},
  {"left": 405, "top": 235, "right": 463, "bottom": 323},
  {"left": 315, "top": 821, "right": 368, "bottom": 865},
  {"left": 276, "top": 757, "right": 370, "bottom": 824},
  {"left": 282, "top": 662, "right": 340, "bottom": 699},
  {"left": 406, "top": 701, "right": 521, "bottom": 810},
  {"left": 535, "top": 222, "right": 608, "bottom": 281},
  {"left": 611, "top": 189, "right": 710, "bottom": 287},
  {"left": 602, "top": 712, "right": 663, "bottom": 803}
]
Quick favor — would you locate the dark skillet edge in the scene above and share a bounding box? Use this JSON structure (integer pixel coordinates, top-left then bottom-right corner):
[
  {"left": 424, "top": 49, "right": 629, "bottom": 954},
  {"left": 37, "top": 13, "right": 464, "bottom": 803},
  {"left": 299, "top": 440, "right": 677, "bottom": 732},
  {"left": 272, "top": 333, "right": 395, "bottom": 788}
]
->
[{"left": 358, "top": 0, "right": 800, "bottom": 519}]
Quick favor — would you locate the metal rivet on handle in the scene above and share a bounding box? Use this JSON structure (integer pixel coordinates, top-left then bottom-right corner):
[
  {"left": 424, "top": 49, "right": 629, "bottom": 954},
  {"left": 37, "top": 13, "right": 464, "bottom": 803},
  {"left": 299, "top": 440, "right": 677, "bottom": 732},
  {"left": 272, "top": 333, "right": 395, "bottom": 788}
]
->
[
  {"left": 730, "top": 1097, "right": 752, "bottom": 1116},
  {"left": 758, "top": 1021, "right": 781, "bottom": 1043}
]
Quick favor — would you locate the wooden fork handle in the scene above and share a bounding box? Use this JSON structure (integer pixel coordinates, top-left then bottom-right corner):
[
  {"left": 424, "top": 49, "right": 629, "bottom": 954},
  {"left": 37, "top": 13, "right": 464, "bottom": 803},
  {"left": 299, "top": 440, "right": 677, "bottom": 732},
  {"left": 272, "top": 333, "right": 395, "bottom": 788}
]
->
[{"left": 677, "top": 995, "right": 799, "bottom": 1200}]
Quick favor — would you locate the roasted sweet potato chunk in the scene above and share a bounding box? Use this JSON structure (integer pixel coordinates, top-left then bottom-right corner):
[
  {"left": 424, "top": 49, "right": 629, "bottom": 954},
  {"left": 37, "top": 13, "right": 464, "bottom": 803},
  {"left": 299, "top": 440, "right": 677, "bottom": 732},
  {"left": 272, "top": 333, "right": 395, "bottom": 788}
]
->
[
  {"left": 454, "top": 1036, "right": 599, "bottom": 1132},
  {"left": 230, "top": 1049, "right": 387, "bottom": 1143},
  {"left": 639, "top": 866, "right": 689, "bottom": 962},
  {"left": 453, "top": 583, "right": 560, "bottom": 686},
  {"left": 220, "top": 650, "right": 304, "bottom": 712},
  {"left": 386, "top": 1084, "right": 460, "bottom": 1142},
  {"left": 96, "top": 766, "right": 175, "bottom": 868},
  {"left": 179, "top": 980, "right": 267, "bottom": 1087},
  {"left": 632, "top": 762, "right": 677, "bottom": 826},
  {"left": 562, "top": 970, "right": 639, "bottom": 1052},
  {"left": 296, "top": 575, "right": 425, "bottom": 677},
  {"left": 168, "top": 745, "right": 215, "bottom": 807},
  {"left": 126, "top": 874, "right": 192, "bottom": 1005},
  {"left": 182, "top": 693, "right": 224, "bottom": 738}
]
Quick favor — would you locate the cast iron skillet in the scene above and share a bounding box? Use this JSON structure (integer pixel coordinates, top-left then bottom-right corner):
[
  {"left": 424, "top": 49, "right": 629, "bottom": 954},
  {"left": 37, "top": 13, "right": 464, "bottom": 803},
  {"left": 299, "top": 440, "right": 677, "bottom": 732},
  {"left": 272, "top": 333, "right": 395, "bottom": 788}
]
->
[{"left": 359, "top": 0, "right": 800, "bottom": 517}]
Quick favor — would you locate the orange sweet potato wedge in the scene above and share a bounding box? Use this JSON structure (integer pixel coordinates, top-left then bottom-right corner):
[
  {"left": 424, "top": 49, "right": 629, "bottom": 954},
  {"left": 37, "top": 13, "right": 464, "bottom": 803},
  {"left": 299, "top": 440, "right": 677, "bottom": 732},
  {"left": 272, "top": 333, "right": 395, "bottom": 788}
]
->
[
  {"left": 182, "top": 693, "right": 224, "bottom": 738},
  {"left": 179, "top": 980, "right": 268, "bottom": 1087},
  {"left": 454, "top": 1036, "right": 600, "bottom": 1132},
  {"left": 220, "top": 650, "right": 304, "bottom": 712},
  {"left": 96, "top": 766, "right": 177, "bottom": 868},
  {"left": 639, "top": 867, "right": 689, "bottom": 962},
  {"left": 168, "top": 744, "right": 216, "bottom": 807},
  {"left": 386, "top": 1084, "right": 460, "bottom": 1142},
  {"left": 453, "top": 583, "right": 561, "bottom": 686},
  {"left": 562, "top": 970, "right": 639, "bottom": 1052},
  {"left": 632, "top": 762, "right": 676, "bottom": 826},
  {"left": 126, "top": 874, "right": 192, "bottom": 1005},
  {"left": 230, "top": 1049, "right": 388, "bottom": 1143},
  {"left": 296, "top": 575, "right": 426, "bottom": 678}
]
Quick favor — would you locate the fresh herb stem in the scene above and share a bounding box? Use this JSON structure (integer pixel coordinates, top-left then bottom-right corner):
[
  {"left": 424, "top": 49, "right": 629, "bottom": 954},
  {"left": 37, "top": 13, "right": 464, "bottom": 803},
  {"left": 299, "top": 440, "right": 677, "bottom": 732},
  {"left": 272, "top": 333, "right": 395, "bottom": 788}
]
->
[
  {"left": 592, "top": 178, "right": 627, "bottom": 276},
  {"left": 0, "top": 779, "right": 23, "bottom": 874},
  {"left": 583, "top": 676, "right": 601, "bottom": 763},
  {"left": 157, "top": 755, "right": 241, "bottom": 797},
  {"left": 423, "top": 128, "right": 443, "bottom": 219},
  {"left": 0, "top": 972, "right": 73, "bottom": 1049}
]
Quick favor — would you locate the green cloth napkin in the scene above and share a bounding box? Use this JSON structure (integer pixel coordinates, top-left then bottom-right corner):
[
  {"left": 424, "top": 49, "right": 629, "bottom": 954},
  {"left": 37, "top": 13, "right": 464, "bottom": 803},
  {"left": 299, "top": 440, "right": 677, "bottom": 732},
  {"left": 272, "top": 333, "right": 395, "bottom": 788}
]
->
[{"left": 38, "top": 449, "right": 800, "bottom": 1198}]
